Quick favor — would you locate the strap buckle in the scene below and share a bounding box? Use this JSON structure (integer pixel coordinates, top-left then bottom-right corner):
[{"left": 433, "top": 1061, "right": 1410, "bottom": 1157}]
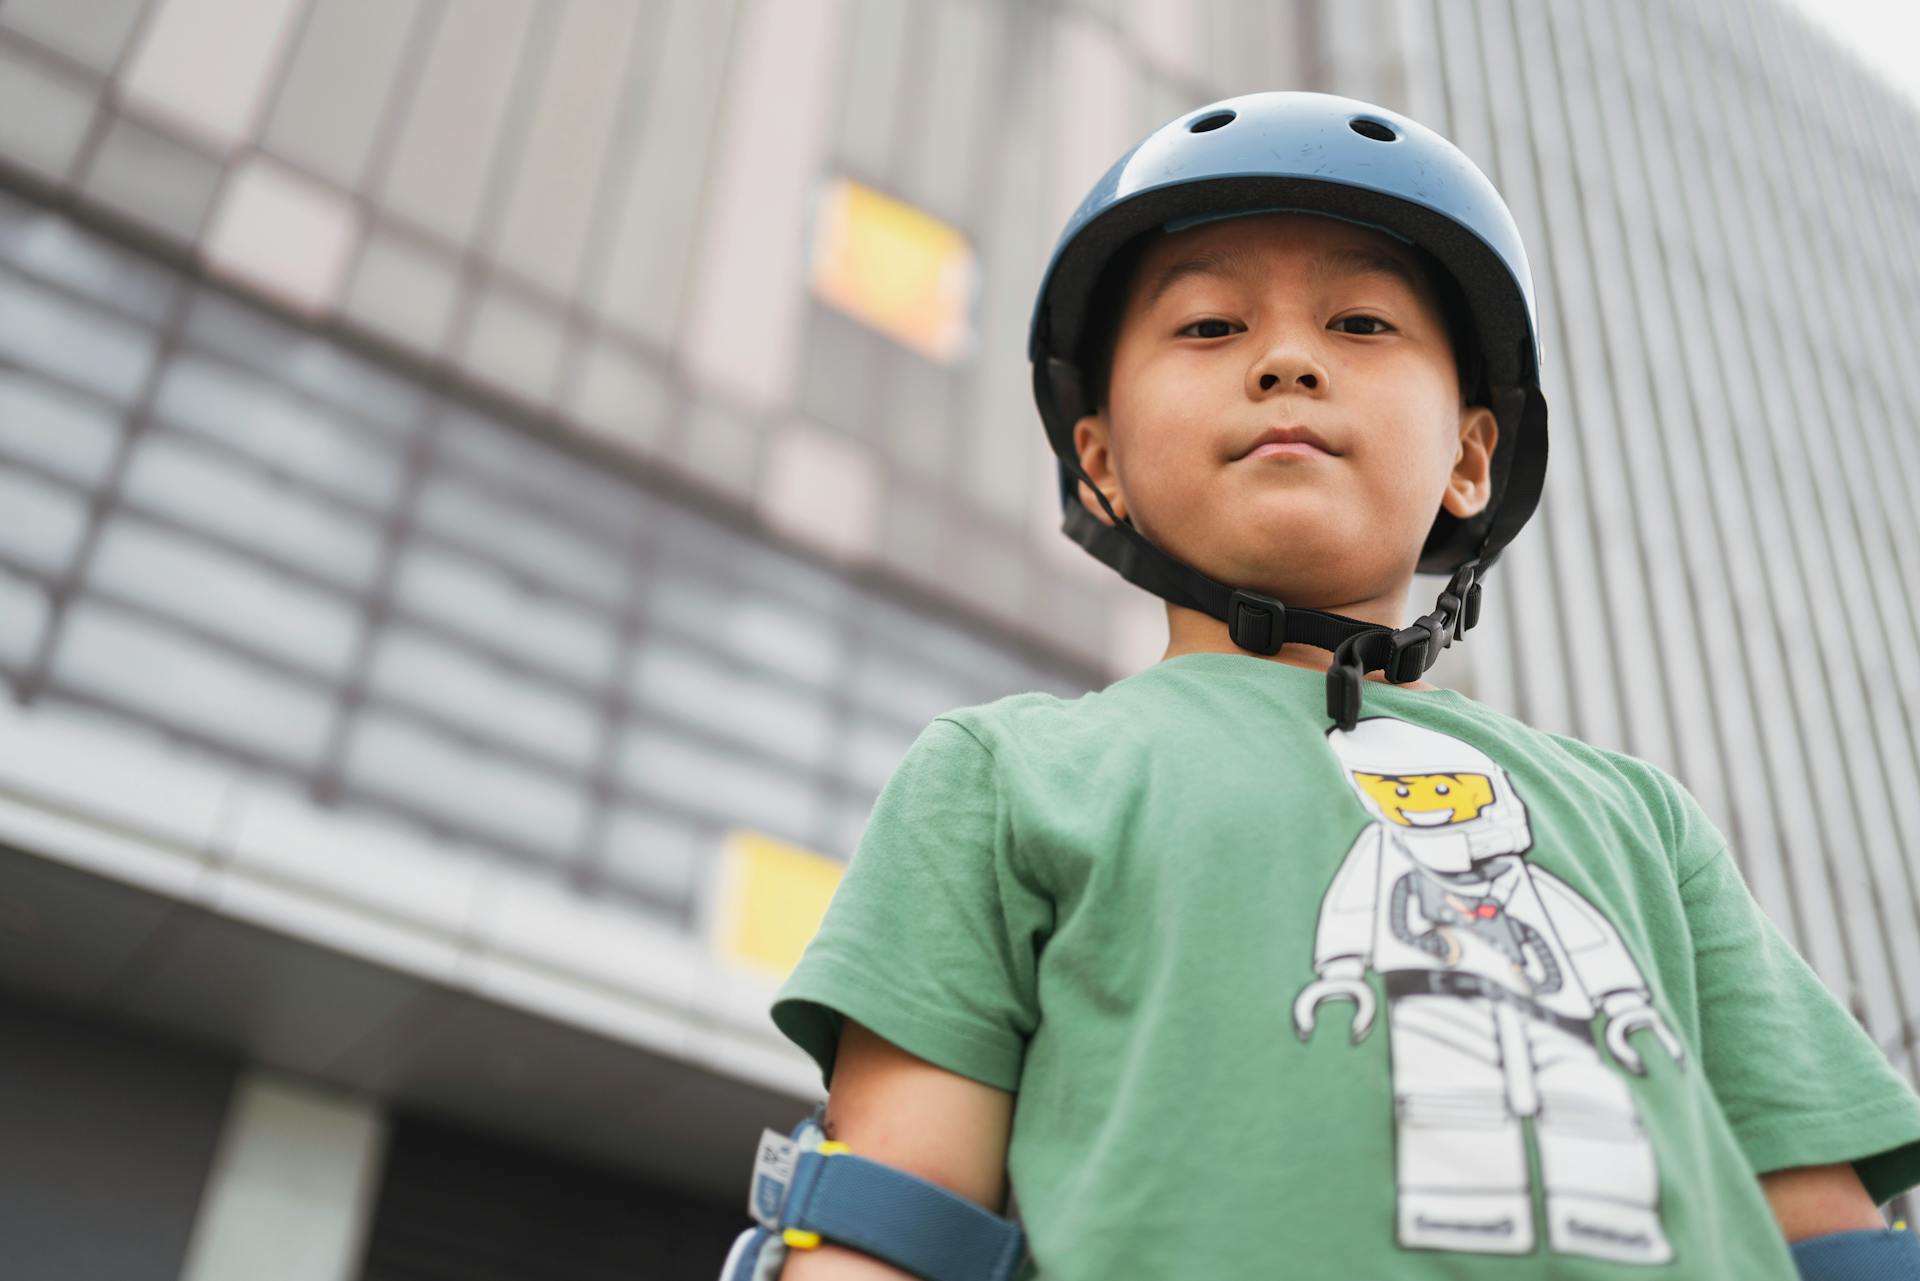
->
[
  {"left": 1383, "top": 620, "right": 1437, "bottom": 683},
  {"left": 1327, "top": 627, "right": 1389, "bottom": 730},
  {"left": 1384, "top": 561, "right": 1485, "bottom": 683},
  {"left": 1226, "top": 588, "right": 1287, "bottom": 655},
  {"left": 1444, "top": 561, "right": 1483, "bottom": 641}
]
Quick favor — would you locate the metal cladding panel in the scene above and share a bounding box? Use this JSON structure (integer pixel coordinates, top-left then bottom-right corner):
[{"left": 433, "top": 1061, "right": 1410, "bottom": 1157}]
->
[
  {"left": 358, "top": 1112, "right": 740, "bottom": 1281},
  {"left": 0, "top": 989, "right": 239, "bottom": 1281}
]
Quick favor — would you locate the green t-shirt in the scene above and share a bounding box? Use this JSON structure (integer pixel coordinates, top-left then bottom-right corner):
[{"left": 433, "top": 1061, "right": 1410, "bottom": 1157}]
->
[{"left": 771, "top": 652, "right": 1920, "bottom": 1278}]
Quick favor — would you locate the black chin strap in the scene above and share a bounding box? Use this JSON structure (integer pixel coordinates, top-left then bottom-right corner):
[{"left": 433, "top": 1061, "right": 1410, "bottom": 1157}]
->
[{"left": 1059, "top": 456, "right": 1485, "bottom": 731}]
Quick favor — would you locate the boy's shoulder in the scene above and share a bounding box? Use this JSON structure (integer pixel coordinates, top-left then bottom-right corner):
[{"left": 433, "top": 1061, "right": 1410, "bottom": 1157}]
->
[
  {"left": 1522, "top": 720, "right": 1720, "bottom": 871},
  {"left": 933, "top": 685, "right": 1102, "bottom": 753}
]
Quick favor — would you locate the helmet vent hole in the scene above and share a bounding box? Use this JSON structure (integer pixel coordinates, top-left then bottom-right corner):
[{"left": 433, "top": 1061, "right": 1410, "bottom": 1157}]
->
[
  {"left": 1189, "top": 110, "right": 1235, "bottom": 133},
  {"left": 1349, "top": 117, "right": 1398, "bottom": 142}
]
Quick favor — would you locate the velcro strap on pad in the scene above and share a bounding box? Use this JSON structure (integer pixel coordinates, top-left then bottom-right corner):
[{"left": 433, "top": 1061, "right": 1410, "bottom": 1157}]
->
[
  {"left": 782, "top": 1150, "right": 1025, "bottom": 1281},
  {"left": 1791, "top": 1228, "right": 1920, "bottom": 1280}
]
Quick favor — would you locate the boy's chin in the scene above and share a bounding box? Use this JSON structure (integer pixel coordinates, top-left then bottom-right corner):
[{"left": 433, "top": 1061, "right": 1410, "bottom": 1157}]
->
[{"left": 1205, "top": 543, "right": 1400, "bottom": 610}]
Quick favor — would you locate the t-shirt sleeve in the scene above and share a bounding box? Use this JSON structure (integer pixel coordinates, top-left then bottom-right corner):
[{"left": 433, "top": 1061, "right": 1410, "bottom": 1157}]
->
[
  {"left": 770, "top": 714, "right": 1049, "bottom": 1095},
  {"left": 1673, "top": 778, "right": 1920, "bottom": 1204}
]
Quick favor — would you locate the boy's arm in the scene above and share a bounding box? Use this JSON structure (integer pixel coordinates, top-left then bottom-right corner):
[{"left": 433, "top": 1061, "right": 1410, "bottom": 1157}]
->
[
  {"left": 782, "top": 1016, "right": 1015, "bottom": 1280},
  {"left": 1760, "top": 1162, "right": 1887, "bottom": 1242}
]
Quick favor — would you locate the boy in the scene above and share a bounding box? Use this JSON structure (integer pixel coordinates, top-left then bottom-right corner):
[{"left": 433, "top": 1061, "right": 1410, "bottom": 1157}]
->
[{"left": 745, "top": 92, "right": 1920, "bottom": 1279}]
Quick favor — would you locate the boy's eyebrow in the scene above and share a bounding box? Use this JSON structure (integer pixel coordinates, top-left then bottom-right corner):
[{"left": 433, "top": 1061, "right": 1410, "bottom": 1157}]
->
[
  {"left": 1310, "top": 247, "right": 1428, "bottom": 298},
  {"left": 1137, "top": 243, "right": 1427, "bottom": 311},
  {"left": 1136, "top": 246, "right": 1266, "bottom": 310}
]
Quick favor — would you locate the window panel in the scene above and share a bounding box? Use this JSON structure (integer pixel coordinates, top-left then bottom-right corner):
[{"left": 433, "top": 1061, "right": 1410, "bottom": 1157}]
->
[
  {"left": 0, "top": 370, "right": 123, "bottom": 486},
  {"left": 600, "top": 805, "right": 704, "bottom": 902},
  {"left": 88, "top": 517, "right": 361, "bottom": 678},
  {"left": 153, "top": 355, "right": 405, "bottom": 508},
  {"left": 629, "top": 641, "right": 834, "bottom": 769},
  {"left": 0, "top": 269, "right": 159, "bottom": 403},
  {"left": 412, "top": 474, "right": 631, "bottom": 609},
  {"left": 845, "top": 648, "right": 966, "bottom": 729},
  {"left": 728, "top": 526, "right": 854, "bottom": 615},
  {"left": 182, "top": 290, "right": 424, "bottom": 432},
  {"left": 0, "top": 468, "right": 89, "bottom": 574},
  {"left": 344, "top": 709, "right": 588, "bottom": 859},
  {"left": 823, "top": 798, "right": 870, "bottom": 860},
  {"left": 53, "top": 600, "right": 333, "bottom": 765},
  {"left": 0, "top": 563, "right": 50, "bottom": 666},
  {"left": 391, "top": 543, "right": 616, "bottom": 686},
  {"left": 718, "top": 592, "right": 843, "bottom": 686},
  {"left": 430, "top": 403, "right": 646, "bottom": 537},
  {"left": 366, "top": 625, "right": 600, "bottom": 772},
  {"left": 618, "top": 726, "right": 816, "bottom": 846},
  {"left": 120, "top": 435, "right": 385, "bottom": 586},
  {"left": 2, "top": 207, "right": 183, "bottom": 323},
  {"left": 840, "top": 717, "right": 914, "bottom": 793},
  {"left": 645, "top": 569, "right": 845, "bottom": 687}
]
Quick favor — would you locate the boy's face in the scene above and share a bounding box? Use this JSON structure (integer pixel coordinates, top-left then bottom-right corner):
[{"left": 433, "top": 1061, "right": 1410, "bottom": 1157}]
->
[{"left": 1072, "top": 213, "right": 1498, "bottom": 613}]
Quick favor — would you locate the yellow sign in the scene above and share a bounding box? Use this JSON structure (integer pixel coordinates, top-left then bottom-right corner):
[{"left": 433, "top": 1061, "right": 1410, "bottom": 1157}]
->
[
  {"left": 808, "top": 178, "right": 976, "bottom": 364},
  {"left": 711, "top": 828, "right": 845, "bottom": 977}
]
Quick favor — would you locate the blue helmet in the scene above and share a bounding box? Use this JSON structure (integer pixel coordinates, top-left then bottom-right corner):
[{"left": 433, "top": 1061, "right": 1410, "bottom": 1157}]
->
[{"left": 1026, "top": 91, "right": 1550, "bottom": 725}]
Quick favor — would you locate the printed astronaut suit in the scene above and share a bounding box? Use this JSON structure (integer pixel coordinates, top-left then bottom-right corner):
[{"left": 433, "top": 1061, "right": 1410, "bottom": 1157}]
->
[{"left": 1292, "top": 717, "right": 1686, "bottom": 1265}]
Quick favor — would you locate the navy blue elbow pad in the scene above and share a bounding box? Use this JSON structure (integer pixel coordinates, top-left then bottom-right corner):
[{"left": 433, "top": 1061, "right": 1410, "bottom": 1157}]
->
[{"left": 1792, "top": 1228, "right": 1920, "bottom": 1280}]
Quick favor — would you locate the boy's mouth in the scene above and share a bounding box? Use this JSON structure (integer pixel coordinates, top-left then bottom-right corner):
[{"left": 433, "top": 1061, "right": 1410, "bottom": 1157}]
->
[
  {"left": 1244, "top": 441, "right": 1330, "bottom": 461},
  {"left": 1236, "top": 424, "right": 1336, "bottom": 458}
]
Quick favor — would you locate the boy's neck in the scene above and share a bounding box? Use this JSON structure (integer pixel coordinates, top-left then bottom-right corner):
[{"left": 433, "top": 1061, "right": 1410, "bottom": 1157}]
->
[{"left": 1159, "top": 589, "right": 1443, "bottom": 691}]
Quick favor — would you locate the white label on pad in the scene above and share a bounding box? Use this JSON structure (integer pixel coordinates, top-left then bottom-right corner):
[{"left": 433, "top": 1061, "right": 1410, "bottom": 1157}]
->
[{"left": 749, "top": 1129, "right": 799, "bottom": 1228}]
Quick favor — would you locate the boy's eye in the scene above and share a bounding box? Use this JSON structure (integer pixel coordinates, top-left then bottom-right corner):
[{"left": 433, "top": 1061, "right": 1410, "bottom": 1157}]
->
[
  {"left": 1177, "top": 318, "right": 1241, "bottom": 339},
  {"left": 1333, "top": 314, "right": 1393, "bottom": 335}
]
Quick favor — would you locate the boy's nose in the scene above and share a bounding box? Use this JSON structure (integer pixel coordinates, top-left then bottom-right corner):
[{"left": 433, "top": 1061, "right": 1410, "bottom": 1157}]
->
[
  {"left": 1251, "top": 344, "right": 1328, "bottom": 396},
  {"left": 1259, "top": 371, "right": 1317, "bottom": 391}
]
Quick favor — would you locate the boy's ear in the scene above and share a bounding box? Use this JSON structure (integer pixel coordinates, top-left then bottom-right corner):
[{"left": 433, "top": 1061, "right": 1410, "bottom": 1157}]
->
[
  {"left": 1440, "top": 404, "right": 1499, "bottom": 521},
  {"left": 1072, "top": 412, "right": 1128, "bottom": 526}
]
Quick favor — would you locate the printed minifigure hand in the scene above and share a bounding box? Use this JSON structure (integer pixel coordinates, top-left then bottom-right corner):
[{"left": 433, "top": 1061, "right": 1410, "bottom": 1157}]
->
[
  {"left": 1292, "top": 958, "right": 1376, "bottom": 1045},
  {"left": 1600, "top": 990, "right": 1687, "bottom": 1074},
  {"left": 1421, "top": 926, "right": 1463, "bottom": 966}
]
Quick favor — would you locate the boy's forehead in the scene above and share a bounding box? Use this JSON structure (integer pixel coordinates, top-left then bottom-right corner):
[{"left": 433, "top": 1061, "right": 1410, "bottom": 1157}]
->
[{"left": 1130, "top": 212, "right": 1431, "bottom": 311}]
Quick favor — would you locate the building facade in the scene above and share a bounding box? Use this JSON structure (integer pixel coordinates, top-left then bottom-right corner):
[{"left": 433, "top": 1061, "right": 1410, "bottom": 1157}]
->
[{"left": 0, "top": 0, "right": 1913, "bottom": 1275}]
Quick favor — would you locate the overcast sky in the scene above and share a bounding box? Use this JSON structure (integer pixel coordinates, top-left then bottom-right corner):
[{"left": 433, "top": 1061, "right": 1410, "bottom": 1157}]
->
[{"left": 1780, "top": 0, "right": 1920, "bottom": 112}]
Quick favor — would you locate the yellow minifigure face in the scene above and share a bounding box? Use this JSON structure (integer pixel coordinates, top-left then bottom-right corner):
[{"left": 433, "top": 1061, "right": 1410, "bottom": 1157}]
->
[{"left": 1353, "top": 771, "right": 1495, "bottom": 827}]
